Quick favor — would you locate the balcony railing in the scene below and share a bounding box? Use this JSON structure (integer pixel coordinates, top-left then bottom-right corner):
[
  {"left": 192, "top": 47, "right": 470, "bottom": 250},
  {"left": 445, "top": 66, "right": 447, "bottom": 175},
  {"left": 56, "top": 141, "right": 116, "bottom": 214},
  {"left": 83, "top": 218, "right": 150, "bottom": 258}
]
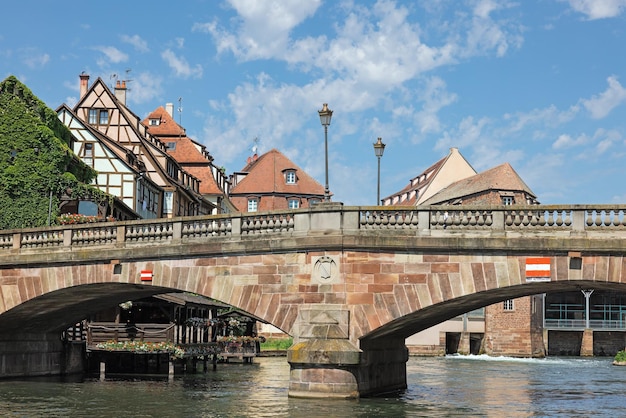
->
[
  {"left": 544, "top": 318, "right": 626, "bottom": 330},
  {"left": 1, "top": 204, "right": 626, "bottom": 251}
]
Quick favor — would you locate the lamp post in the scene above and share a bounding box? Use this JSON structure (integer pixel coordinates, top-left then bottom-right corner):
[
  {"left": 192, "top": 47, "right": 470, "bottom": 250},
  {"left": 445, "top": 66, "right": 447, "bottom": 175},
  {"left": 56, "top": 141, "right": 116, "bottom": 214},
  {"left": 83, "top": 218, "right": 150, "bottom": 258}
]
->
[
  {"left": 373, "top": 137, "right": 386, "bottom": 205},
  {"left": 318, "top": 103, "right": 333, "bottom": 202}
]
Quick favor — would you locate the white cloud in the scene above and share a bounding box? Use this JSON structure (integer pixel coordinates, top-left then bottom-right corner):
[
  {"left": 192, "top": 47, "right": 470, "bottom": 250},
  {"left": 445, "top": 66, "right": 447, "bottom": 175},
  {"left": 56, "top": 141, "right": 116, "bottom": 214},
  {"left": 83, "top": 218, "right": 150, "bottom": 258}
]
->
[
  {"left": 126, "top": 72, "right": 163, "bottom": 105},
  {"left": 552, "top": 133, "right": 589, "bottom": 149},
  {"left": 564, "top": 0, "right": 626, "bottom": 20},
  {"left": 592, "top": 128, "right": 622, "bottom": 155},
  {"left": 581, "top": 75, "right": 626, "bottom": 119},
  {"left": 21, "top": 49, "right": 50, "bottom": 69},
  {"left": 462, "top": 0, "right": 524, "bottom": 58},
  {"left": 434, "top": 116, "right": 491, "bottom": 153},
  {"left": 120, "top": 34, "right": 149, "bottom": 53},
  {"left": 93, "top": 46, "right": 128, "bottom": 67},
  {"left": 161, "top": 49, "right": 203, "bottom": 78},
  {"left": 412, "top": 77, "right": 457, "bottom": 137},
  {"left": 194, "top": 0, "right": 320, "bottom": 60}
]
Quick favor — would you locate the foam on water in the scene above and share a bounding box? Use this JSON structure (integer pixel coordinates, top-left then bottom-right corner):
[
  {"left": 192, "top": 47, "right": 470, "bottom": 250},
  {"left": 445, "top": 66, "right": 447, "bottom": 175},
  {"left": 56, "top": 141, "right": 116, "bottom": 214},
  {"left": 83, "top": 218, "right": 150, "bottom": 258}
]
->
[{"left": 444, "top": 353, "right": 610, "bottom": 367}]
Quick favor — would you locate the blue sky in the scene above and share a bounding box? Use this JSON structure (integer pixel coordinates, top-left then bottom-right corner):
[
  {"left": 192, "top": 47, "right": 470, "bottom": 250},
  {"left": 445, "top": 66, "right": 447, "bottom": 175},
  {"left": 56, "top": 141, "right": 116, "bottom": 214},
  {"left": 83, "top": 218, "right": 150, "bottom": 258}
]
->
[{"left": 2, "top": 0, "right": 626, "bottom": 205}]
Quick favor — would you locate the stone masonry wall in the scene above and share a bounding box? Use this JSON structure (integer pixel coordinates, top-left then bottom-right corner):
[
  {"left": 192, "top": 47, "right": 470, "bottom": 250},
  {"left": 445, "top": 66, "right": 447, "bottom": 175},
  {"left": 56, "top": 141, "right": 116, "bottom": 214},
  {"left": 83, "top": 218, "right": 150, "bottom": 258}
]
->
[{"left": 484, "top": 296, "right": 534, "bottom": 357}]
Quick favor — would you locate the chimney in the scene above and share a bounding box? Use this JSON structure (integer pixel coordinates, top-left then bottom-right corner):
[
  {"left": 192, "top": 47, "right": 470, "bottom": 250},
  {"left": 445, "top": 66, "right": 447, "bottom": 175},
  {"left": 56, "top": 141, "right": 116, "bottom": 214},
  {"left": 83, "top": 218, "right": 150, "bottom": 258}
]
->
[
  {"left": 79, "top": 73, "right": 90, "bottom": 99},
  {"left": 166, "top": 102, "right": 174, "bottom": 117},
  {"left": 114, "top": 80, "right": 127, "bottom": 105}
]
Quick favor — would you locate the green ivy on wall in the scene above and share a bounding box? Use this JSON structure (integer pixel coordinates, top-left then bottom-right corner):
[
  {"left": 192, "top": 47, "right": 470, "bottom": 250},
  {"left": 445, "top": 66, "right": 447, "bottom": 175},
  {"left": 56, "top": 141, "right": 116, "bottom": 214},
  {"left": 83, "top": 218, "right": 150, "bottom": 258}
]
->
[{"left": 0, "top": 75, "right": 111, "bottom": 229}]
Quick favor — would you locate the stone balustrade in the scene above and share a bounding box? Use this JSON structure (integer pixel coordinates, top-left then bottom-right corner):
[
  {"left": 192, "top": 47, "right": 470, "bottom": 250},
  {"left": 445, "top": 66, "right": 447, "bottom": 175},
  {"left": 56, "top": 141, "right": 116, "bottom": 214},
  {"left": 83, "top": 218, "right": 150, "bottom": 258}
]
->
[{"left": 1, "top": 204, "right": 626, "bottom": 251}]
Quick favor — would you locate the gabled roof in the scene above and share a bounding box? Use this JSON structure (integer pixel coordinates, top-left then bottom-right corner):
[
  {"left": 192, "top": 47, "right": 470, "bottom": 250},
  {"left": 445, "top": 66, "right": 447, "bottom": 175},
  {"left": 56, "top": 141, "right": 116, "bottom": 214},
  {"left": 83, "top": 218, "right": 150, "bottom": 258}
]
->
[
  {"left": 143, "top": 106, "right": 223, "bottom": 196},
  {"left": 142, "top": 106, "right": 185, "bottom": 137},
  {"left": 74, "top": 77, "right": 204, "bottom": 205},
  {"left": 230, "top": 149, "right": 325, "bottom": 196},
  {"left": 421, "top": 162, "right": 537, "bottom": 205},
  {"left": 383, "top": 147, "right": 476, "bottom": 206}
]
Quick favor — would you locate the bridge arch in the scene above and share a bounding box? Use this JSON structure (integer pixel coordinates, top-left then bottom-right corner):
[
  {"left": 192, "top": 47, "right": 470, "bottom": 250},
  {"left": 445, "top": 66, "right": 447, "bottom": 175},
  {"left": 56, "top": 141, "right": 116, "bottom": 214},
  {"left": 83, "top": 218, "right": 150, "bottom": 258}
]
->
[
  {"left": 360, "top": 280, "right": 626, "bottom": 344},
  {"left": 2, "top": 205, "right": 626, "bottom": 397}
]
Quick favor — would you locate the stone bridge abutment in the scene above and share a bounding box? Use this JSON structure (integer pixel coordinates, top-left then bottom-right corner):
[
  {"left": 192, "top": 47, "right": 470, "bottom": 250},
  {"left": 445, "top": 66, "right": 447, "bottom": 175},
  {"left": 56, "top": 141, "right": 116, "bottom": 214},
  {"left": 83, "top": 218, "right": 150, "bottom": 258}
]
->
[{"left": 1, "top": 205, "right": 626, "bottom": 397}]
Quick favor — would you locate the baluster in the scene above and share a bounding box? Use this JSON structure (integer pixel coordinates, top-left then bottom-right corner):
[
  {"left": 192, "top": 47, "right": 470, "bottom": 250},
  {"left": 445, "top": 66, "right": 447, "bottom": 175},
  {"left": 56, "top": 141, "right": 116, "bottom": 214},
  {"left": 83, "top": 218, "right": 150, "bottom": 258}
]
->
[
  {"left": 594, "top": 211, "right": 602, "bottom": 227},
  {"left": 554, "top": 210, "right": 563, "bottom": 226},
  {"left": 562, "top": 210, "right": 571, "bottom": 227},
  {"left": 505, "top": 211, "right": 513, "bottom": 226},
  {"left": 459, "top": 211, "right": 467, "bottom": 226},
  {"left": 465, "top": 211, "right": 474, "bottom": 227}
]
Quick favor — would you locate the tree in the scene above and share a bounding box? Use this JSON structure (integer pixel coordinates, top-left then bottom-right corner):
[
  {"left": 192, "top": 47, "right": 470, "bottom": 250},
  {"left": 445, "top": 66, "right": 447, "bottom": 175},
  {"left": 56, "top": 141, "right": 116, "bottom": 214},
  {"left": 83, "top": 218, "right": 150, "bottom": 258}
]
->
[{"left": 0, "top": 75, "right": 108, "bottom": 229}]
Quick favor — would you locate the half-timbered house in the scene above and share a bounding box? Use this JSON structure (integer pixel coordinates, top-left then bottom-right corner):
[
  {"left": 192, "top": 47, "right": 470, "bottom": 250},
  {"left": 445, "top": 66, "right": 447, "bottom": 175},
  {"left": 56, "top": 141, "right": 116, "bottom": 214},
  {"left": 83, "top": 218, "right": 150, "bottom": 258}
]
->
[
  {"left": 61, "top": 74, "right": 216, "bottom": 218},
  {"left": 143, "top": 104, "right": 235, "bottom": 214}
]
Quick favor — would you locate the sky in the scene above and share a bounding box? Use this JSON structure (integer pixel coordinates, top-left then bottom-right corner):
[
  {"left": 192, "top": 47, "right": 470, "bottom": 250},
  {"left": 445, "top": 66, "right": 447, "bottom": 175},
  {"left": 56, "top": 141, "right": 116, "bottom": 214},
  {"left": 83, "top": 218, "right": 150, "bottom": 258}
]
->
[{"left": 2, "top": 0, "right": 626, "bottom": 206}]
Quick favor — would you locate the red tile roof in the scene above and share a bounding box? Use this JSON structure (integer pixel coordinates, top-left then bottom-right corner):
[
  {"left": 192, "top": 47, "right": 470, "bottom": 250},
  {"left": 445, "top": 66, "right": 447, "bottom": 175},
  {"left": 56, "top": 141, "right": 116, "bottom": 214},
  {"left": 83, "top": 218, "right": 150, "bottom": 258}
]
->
[
  {"left": 230, "top": 149, "right": 325, "bottom": 211},
  {"left": 143, "top": 106, "right": 222, "bottom": 195},
  {"left": 421, "top": 163, "right": 537, "bottom": 205}
]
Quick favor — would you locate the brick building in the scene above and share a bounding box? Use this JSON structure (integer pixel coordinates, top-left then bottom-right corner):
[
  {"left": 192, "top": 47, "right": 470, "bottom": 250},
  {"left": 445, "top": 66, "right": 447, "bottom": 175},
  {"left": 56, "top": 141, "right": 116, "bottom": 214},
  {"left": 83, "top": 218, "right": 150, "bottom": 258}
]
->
[
  {"left": 391, "top": 148, "right": 543, "bottom": 356},
  {"left": 229, "top": 149, "right": 325, "bottom": 212}
]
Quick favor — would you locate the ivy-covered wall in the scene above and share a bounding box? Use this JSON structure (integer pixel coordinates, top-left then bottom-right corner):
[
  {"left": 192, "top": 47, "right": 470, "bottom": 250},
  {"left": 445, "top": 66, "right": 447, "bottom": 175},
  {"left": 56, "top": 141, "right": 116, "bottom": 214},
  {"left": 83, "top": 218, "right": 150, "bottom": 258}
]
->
[{"left": 0, "top": 75, "right": 108, "bottom": 229}]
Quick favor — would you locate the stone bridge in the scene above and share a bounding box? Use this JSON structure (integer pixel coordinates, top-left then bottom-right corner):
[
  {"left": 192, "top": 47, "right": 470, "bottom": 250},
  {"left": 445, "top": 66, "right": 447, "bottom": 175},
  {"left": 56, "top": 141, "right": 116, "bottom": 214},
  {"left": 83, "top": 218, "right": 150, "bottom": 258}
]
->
[{"left": 2, "top": 203, "right": 626, "bottom": 397}]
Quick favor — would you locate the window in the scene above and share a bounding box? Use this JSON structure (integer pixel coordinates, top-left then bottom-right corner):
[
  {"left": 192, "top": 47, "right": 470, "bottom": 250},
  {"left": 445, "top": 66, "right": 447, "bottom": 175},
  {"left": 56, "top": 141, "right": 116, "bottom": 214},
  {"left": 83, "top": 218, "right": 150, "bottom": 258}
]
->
[
  {"left": 84, "top": 143, "right": 93, "bottom": 157},
  {"left": 503, "top": 299, "right": 514, "bottom": 311},
  {"left": 99, "top": 109, "right": 109, "bottom": 125},
  {"left": 288, "top": 198, "right": 299, "bottom": 209},
  {"left": 88, "top": 109, "right": 98, "bottom": 124},
  {"left": 167, "top": 142, "right": 176, "bottom": 150},
  {"left": 88, "top": 109, "right": 108, "bottom": 125},
  {"left": 163, "top": 191, "right": 173, "bottom": 215},
  {"left": 248, "top": 198, "right": 258, "bottom": 212},
  {"left": 286, "top": 170, "right": 296, "bottom": 184},
  {"left": 502, "top": 196, "right": 514, "bottom": 205},
  {"left": 149, "top": 118, "right": 160, "bottom": 126},
  {"left": 83, "top": 143, "right": 93, "bottom": 165}
]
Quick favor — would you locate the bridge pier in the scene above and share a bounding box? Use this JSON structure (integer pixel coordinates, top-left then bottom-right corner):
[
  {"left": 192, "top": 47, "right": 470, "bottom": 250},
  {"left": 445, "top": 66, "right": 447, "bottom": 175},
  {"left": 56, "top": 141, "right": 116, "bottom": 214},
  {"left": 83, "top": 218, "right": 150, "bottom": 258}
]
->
[
  {"left": 288, "top": 338, "right": 361, "bottom": 398},
  {"left": 581, "top": 329, "right": 594, "bottom": 356},
  {"left": 287, "top": 336, "right": 408, "bottom": 398}
]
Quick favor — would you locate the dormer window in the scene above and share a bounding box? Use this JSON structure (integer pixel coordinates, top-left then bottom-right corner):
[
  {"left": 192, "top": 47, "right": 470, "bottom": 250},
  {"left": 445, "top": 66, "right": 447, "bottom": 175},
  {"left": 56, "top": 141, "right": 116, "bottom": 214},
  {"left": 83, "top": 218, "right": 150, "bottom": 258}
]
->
[
  {"left": 285, "top": 170, "right": 297, "bottom": 184},
  {"left": 248, "top": 198, "right": 258, "bottom": 212},
  {"left": 500, "top": 192, "right": 515, "bottom": 206},
  {"left": 149, "top": 118, "right": 160, "bottom": 126},
  {"left": 288, "top": 198, "right": 299, "bottom": 209}
]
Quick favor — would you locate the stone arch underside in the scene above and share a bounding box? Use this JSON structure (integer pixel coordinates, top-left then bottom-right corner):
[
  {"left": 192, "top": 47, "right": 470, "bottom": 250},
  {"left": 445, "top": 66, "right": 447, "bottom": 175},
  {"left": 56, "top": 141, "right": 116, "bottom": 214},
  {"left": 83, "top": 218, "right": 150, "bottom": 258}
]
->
[
  {"left": 2, "top": 251, "right": 626, "bottom": 346},
  {"left": 360, "top": 280, "right": 626, "bottom": 345}
]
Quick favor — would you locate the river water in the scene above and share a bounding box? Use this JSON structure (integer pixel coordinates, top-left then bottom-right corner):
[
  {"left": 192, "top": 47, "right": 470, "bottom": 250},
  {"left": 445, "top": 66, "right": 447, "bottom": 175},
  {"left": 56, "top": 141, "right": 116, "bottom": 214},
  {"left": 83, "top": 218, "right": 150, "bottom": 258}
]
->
[{"left": 0, "top": 355, "right": 624, "bottom": 417}]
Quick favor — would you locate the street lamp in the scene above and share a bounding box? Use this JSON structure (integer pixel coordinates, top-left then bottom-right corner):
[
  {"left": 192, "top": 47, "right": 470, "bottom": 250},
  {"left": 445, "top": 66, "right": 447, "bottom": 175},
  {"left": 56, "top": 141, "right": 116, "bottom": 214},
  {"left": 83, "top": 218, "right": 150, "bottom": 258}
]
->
[
  {"left": 373, "top": 137, "right": 386, "bottom": 205},
  {"left": 318, "top": 103, "right": 333, "bottom": 202}
]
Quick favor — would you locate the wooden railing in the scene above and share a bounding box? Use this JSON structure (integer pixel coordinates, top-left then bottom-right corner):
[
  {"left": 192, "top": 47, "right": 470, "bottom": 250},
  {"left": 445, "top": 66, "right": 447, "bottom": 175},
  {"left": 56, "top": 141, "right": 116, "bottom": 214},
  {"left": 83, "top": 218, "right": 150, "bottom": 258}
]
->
[
  {"left": 2, "top": 204, "right": 626, "bottom": 251},
  {"left": 85, "top": 322, "right": 175, "bottom": 346}
]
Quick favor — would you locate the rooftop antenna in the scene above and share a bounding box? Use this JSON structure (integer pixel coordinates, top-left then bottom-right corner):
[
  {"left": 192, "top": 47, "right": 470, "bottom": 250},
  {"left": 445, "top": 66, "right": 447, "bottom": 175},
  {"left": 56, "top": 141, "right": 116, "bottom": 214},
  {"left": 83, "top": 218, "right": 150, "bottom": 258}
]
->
[
  {"left": 110, "top": 73, "right": 118, "bottom": 89},
  {"left": 124, "top": 68, "right": 133, "bottom": 92},
  {"left": 251, "top": 137, "right": 260, "bottom": 155}
]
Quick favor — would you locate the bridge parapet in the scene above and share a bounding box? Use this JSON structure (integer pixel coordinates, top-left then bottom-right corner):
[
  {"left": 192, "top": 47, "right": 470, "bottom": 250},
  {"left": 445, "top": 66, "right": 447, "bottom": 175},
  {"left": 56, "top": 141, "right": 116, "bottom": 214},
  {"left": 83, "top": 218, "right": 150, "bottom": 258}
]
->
[{"left": 2, "top": 205, "right": 626, "bottom": 252}]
